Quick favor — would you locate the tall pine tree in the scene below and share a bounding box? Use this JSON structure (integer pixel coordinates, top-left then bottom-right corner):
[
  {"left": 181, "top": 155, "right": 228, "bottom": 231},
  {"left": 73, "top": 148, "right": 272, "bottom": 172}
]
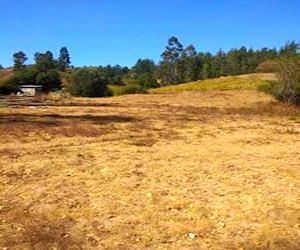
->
[{"left": 57, "top": 47, "right": 71, "bottom": 71}]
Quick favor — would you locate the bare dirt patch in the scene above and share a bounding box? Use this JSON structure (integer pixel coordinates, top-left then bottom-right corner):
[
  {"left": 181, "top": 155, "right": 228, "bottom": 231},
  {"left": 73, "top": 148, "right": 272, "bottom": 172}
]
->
[{"left": 0, "top": 90, "right": 299, "bottom": 249}]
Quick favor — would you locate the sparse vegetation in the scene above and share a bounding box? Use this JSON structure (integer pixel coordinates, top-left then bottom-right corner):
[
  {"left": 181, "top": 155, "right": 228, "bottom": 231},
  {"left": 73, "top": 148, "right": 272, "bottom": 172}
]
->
[{"left": 1, "top": 87, "right": 299, "bottom": 249}]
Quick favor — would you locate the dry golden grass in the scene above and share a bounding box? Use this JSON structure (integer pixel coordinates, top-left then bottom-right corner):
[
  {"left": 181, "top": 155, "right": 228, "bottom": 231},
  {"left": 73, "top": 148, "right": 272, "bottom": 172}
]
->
[
  {"left": 149, "top": 73, "right": 277, "bottom": 94},
  {"left": 0, "top": 90, "right": 300, "bottom": 249}
]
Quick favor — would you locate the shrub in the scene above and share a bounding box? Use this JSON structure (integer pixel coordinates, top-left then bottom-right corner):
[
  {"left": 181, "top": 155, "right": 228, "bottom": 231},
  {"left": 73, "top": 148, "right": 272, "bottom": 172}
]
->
[
  {"left": 255, "top": 59, "right": 279, "bottom": 73},
  {"left": 119, "top": 84, "right": 146, "bottom": 95},
  {"left": 257, "top": 81, "right": 274, "bottom": 93},
  {"left": 274, "top": 56, "right": 300, "bottom": 104},
  {"left": 69, "top": 68, "right": 108, "bottom": 97},
  {"left": 0, "top": 77, "right": 19, "bottom": 95},
  {"left": 36, "top": 69, "right": 61, "bottom": 92},
  {"left": 12, "top": 66, "right": 39, "bottom": 86},
  {"left": 107, "top": 85, "right": 124, "bottom": 96},
  {"left": 259, "top": 56, "right": 300, "bottom": 105},
  {"left": 136, "top": 73, "right": 160, "bottom": 89}
]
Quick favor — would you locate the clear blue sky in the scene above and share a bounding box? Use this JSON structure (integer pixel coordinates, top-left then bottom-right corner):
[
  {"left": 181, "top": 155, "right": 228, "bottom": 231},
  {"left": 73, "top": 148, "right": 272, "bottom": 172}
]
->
[{"left": 1, "top": 0, "right": 299, "bottom": 68}]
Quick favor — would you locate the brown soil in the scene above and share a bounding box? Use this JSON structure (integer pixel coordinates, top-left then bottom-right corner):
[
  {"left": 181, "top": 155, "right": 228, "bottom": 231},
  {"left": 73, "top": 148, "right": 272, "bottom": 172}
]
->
[{"left": 0, "top": 90, "right": 299, "bottom": 249}]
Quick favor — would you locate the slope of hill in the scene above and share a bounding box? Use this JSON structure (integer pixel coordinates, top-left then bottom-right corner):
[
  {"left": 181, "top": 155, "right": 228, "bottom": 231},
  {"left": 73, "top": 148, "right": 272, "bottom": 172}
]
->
[{"left": 149, "top": 73, "right": 276, "bottom": 93}]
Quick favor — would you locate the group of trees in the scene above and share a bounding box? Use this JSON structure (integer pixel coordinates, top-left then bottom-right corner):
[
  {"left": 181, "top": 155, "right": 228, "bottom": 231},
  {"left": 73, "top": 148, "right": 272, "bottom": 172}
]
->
[
  {"left": 0, "top": 47, "right": 71, "bottom": 94},
  {"left": 69, "top": 67, "right": 109, "bottom": 97},
  {"left": 0, "top": 38, "right": 299, "bottom": 103},
  {"left": 68, "top": 60, "right": 159, "bottom": 97},
  {"left": 155, "top": 37, "right": 299, "bottom": 85}
]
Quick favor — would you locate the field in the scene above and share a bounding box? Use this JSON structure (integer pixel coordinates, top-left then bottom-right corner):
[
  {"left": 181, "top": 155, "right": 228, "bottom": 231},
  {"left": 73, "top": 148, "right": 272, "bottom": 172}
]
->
[{"left": 0, "top": 76, "right": 300, "bottom": 249}]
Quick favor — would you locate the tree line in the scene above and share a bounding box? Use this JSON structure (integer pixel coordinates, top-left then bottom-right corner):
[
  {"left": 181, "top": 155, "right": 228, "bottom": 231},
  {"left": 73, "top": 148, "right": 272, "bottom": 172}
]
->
[
  {"left": 155, "top": 37, "right": 299, "bottom": 85},
  {"left": 0, "top": 37, "right": 299, "bottom": 103}
]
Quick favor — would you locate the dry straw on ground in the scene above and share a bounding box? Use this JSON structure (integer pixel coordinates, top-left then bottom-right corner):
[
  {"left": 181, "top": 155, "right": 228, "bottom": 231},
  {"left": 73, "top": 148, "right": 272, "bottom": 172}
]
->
[{"left": 0, "top": 88, "right": 299, "bottom": 249}]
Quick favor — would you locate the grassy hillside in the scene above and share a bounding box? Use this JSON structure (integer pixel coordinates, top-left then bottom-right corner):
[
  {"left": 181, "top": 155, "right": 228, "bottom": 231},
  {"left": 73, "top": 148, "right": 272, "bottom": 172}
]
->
[{"left": 149, "top": 73, "right": 276, "bottom": 93}]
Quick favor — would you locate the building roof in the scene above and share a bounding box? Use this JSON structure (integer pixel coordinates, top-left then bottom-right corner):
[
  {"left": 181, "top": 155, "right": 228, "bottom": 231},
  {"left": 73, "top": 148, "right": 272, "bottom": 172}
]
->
[{"left": 19, "top": 85, "right": 43, "bottom": 88}]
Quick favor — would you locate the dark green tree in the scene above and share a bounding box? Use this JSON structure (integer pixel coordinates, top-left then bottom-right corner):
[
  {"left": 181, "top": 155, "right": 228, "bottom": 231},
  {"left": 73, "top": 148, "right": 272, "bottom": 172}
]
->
[
  {"left": 69, "top": 67, "right": 108, "bottom": 97},
  {"left": 129, "top": 59, "right": 158, "bottom": 89},
  {"left": 13, "top": 51, "right": 27, "bottom": 71},
  {"left": 224, "top": 47, "right": 250, "bottom": 75},
  {"left": 211, "top": 49, "right": 227, "bottom": 77},
  {"left": 179, "top": 44, "right": 201, "bottom": 82},
  {"left": 36, "top": 69, "right": 61, "bottom": 92},
  {"left": 154, "top": 62, "right": 173, "bottom": 86},
  {"left": 0, "top": 65, "right": 38, "bottom": 94},
  {"left": 136, "top": 73, "right": 159, "bottom": 89},
  {"left": 246, "top": 48, "right": 258, "bottom": 72},
  {"left": 100, "top": 65, "right": 129, "bottom": 85},
  {"left": 131, "top": 59, "right": 156, "bottom": 75},
  {"left": 279, "top": 41, "right": 300, "bottom": 57},
  {"left": 34, "top": 51, "right": 55, "bottom": 72},
  {"left": 158, "top": 36, "right": 184, "bottom": 84},
  {"left": 57, "top": 47, "right": 71, "bottom": 71},
  {"left": 161, "top": 36, "right": 183, "bottom": 63},
  {"left": 199, "top": 52, "right": 213, "bottom": 79},
  {"left": 255, "top": 47, "right": 277, "bottom": 63},
  {"left": 33, "top": 51, "right": 62, "bottom": 91},
  {"left": 0, "top": 77, "right": 19, "bottom": 95},
  {"left": 13, "top": 66, "right": 39, "bottom": 85}
]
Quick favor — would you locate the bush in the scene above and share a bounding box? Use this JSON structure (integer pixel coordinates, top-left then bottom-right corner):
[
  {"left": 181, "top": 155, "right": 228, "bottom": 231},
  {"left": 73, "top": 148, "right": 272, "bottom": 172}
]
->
[
  {"left": 255, "top": 60, "right": 279, "bottom": 73},
  {"left": 257, "top": 81, "right": 274, "bottom": 93},
  {"left": 69, "top": 68, "right": 108, "bottom": 97},
  {"left": 4, "top": 66, "right": 39, "bottom": 87},
  {"left": 136, "top": 73, "right": 160, "bottom": 89},
  {"left": 275, "top": 56, "right": 300, "bottom": 104},
  {"left": 119, "top": 84, "right": 146, "bottom": 95},
  {"left": 0, "top": 77, "right": 19, "bottom": 95},
  {"left": 259, "top": 56, "right": 300, "bottom": 105},
  {"left": 36, "top": 69, "right": 61, "bottom": 92},
  {"left": 107, "top": 85, "right": 124, "bottom": 96}
]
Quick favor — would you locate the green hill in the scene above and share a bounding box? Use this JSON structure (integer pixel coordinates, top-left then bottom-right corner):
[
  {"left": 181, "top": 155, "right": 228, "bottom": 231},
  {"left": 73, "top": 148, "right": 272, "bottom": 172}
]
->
[{"left": 149, "top": 73, "right": 276, "bottom": 94}]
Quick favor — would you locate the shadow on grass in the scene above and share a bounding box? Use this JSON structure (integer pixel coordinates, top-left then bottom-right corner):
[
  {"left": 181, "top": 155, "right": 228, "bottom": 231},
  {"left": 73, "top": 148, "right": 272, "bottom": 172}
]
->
[
  {"left": 225, "top": 102, "right": 300, "bottom": 117},
  {"left": 0, "top": 96, "right": 122, "bottom": 108},
  {"left": 0, "top": 113, "right": 138, "bottom": 126},
  {"left": 165, "top": 101, "right": 300, "bottom": 119}
]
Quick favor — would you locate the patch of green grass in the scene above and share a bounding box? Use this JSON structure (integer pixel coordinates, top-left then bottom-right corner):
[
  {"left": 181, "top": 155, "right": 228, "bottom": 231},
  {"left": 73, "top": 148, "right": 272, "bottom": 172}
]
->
[
  {"left": 149, "top": 75, "right": 272, "bottom": 94},
  {"left": 107, "top": 85, "right": 126, "bottom": 96},
  {"left": 108, "top": 84, "right": 146, "bottom": 96}
]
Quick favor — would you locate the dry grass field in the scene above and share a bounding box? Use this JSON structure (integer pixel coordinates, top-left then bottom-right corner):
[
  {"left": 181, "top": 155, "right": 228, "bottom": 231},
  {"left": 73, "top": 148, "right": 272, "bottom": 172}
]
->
[{"left": 0, "top": 87, "right": 300, "bottom": 249}]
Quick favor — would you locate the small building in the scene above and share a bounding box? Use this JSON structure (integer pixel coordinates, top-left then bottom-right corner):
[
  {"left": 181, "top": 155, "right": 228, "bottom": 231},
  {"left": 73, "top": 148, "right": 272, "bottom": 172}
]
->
[{"left": 18, "top": 85, "right": 43, "bottom": 96}]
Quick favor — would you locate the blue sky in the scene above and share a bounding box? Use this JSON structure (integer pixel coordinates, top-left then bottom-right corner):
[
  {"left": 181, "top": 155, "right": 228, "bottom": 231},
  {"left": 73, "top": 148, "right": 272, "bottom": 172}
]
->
[{"left": 1, "top": 0, "right": 299, "bottom": 68}]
